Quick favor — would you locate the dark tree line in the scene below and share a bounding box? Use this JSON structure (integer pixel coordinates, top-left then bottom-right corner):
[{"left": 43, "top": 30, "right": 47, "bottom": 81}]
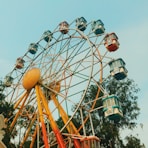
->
[
  {"left": 0, "top": 77, "right": 145, "bottom": 147},
  {"left": 72, "top": 77, "right": 145, "bottom": 147}
]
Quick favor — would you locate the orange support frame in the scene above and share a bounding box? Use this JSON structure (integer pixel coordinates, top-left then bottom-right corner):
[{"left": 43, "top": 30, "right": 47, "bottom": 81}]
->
[
  {"left": 35, "top": 85, "right": 49, "bottom": 148},
  {"left": 51, "top": 94, "right": 81, "bottom": 148},
  {"left": 10, "top": 91, "right": 30, "bottom": 131},
  {"left": 20, "top": 114, "right": 37, "bottom": 147},
  {"left": 38, "top": 85, "right": 66, "bottom": 148}
]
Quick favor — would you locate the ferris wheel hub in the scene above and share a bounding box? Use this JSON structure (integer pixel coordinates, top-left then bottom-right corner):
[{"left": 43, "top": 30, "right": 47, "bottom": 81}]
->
[{"left": 22, "top": 68, "right": 41, "bottom": 90}]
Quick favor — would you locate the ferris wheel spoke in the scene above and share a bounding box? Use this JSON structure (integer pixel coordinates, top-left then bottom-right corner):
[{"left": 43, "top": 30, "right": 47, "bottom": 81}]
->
[
  {"left": 10, "top": 90, "right": 30, "bottom": 131},
  {"left": 20, "top": 113, "right": 37, "bottom": 147},
  {"left": 1, "top": 17, "right": 125, "bottom": 147},
  {"left": 30, "top": 125, "right": 38, "bottom": 148},
  {"left": 50, "top": 93, "right": 79, "bottom": 135}
]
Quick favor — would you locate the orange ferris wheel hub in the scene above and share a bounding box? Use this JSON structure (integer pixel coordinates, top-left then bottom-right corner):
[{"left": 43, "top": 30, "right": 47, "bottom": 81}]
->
[
  {"left": 1, "top": 17, "right": 127, "bottom": 148},
  {"left": 22, "top": 68, "right": 41, "bottom": 90}
]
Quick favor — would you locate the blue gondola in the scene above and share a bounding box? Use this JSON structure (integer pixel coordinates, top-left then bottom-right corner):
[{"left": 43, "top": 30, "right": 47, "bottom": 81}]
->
[
  {"left": 76, "top": 17, "right": 87, "bottom": 31},
  {"left": 108, "top": 58, "right": 128, "bottom": 80},
  {"left": 28, "top": 43, "right": 38, "bottom": 54},
  {"left": 103, "top": 95, "right": 123, "bottom": 121},
  {"left": 59, "top": 21, "right": 69, "bottom": 34},
  {"left": 42, "top": 30, "right": 53, "bottom": 42},
  {"left": 91, "top": 19, "right": 105, "bottom": 35}
]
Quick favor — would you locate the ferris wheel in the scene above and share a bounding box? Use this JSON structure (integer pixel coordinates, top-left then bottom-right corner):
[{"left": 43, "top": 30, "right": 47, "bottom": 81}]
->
[{"left": 0, "top": 17, "right": 128, "bottom": 148}]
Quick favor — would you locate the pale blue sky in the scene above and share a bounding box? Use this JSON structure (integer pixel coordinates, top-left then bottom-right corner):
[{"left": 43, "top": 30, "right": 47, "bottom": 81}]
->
[{"left": 0, "top": 0, "right": 148, "bottom": 146}]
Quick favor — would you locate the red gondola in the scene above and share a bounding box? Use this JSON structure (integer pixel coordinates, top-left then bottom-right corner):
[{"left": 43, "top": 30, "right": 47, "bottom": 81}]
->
[
  {"left": 80, "top": 136, "right": 100, "bottom": 148},
  {"left": 104, "top": 32, "right": 119, "bottom": 52}
]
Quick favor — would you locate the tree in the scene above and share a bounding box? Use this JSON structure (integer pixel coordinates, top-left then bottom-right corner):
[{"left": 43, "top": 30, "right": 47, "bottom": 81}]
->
[
  {"left": 0, "top": 77, "right": 144, "bottom": 147},
  {"left": 125, "top": 135, "right": 146, "bottom": 148},
  {"left": 0, "top": 92, "right": 16, "bottom": 147},
  {"left": 104, "top": 78, "right": 140, "bottom": 129},
  {"left": 72, "top": 77, "right": 144, "bottom": 147}
]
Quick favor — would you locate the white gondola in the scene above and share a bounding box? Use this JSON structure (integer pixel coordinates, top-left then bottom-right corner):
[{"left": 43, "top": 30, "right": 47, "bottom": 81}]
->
[
  {"left": 42, "top": 30, "right": 53, "bottom": 42},
  {"left": 109, "top": 58, "right": 128, "bottom": 80},
  {"left": 92, "top": 19, "right": 105, "bottom": 35},
  {"left": 28, "top": 43, "right": 38, "bottom": 54},
  {"left": 103, "top": 95, "right": 123, "bottom": 121},
  {"left": 4, "top": 75, "right": 13, "bottom": 87},
  {"left": 76, "top": 17, "right": 87, "bottom": 31}
]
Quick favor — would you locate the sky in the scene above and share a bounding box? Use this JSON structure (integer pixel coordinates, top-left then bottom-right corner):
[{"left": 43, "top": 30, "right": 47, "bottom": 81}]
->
[{"left": 0, "top": 0, "right": 148, "bottom": 146}]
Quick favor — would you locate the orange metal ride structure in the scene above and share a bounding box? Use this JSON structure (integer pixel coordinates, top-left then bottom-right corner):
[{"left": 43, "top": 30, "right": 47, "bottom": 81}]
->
[{"left": 0, "top": 17, "right": 128, "bottom": 148}]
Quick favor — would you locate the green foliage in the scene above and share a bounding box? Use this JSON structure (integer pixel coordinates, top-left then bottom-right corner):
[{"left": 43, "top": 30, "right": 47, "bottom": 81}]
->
[
  {"left": 0, "top": 77, "right": 144, "bottom": 147},
  {"left": 125, "top": 135, "right": 145, "bottom": 148},
  {"left": 104, "top": 78, "right": 140, "bottom": 129},
  {"left": 0, "top": 93, "right": 14, "bottom": 120},
  {"left": 0, "top": 93, "right": 16, "bottom": 147},
  {"left": 72, "top": 77, "right": 143, "bottom": 147}
]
